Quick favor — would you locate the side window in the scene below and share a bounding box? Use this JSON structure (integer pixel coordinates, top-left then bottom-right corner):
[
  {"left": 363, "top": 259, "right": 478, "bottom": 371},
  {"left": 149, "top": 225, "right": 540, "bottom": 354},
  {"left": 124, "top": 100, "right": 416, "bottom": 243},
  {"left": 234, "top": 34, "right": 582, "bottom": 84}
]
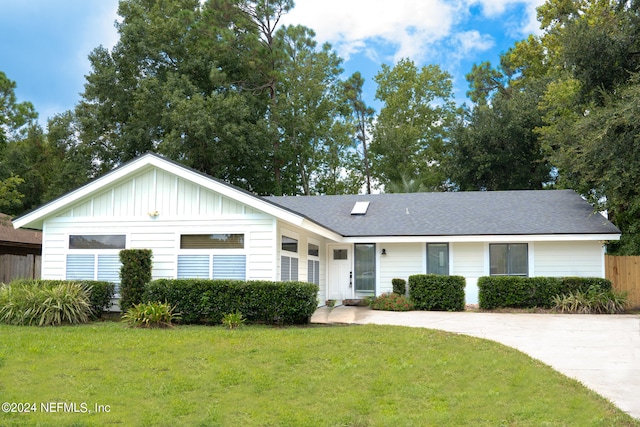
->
[
  {"left": 281, "top": 236, "right": 299, "bottom": 281},
  {"left": 308, "top": 243, "right": 320, "bottom": 285}
]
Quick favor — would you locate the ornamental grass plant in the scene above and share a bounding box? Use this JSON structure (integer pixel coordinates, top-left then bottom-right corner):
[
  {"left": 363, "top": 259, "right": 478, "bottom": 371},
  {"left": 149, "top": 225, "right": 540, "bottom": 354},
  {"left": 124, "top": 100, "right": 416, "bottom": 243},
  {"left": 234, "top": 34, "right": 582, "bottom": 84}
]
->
[{"left": 0, "top": 281, "right": 92, "bottom": 326}]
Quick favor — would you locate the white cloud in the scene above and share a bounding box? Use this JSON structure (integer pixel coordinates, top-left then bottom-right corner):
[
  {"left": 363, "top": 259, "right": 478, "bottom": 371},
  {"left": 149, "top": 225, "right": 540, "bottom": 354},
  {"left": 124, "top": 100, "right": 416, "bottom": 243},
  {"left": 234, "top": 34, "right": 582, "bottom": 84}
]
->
[
  {"left": 455, "top": 30, "right": 495, "bottom": 54},
  {"left": 282, "top": 0, "right": 544, "bottom": 65},
  {"left": 282, "top": 0, "right": 459, "bottom": 62}
]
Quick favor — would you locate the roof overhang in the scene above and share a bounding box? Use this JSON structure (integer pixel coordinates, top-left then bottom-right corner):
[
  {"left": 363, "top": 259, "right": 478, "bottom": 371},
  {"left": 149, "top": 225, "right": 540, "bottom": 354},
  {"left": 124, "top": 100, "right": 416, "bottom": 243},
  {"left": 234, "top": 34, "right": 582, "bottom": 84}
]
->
[{"left": 343, "top": 233, "right": 621, "bottom": 244}]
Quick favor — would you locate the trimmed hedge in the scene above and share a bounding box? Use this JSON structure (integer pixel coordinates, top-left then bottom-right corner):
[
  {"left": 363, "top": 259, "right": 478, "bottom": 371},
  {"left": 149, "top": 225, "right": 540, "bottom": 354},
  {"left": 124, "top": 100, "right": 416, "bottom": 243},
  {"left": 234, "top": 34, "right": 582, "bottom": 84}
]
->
[
  {"left": 478, "top": 276, "right": 613, "bottom": 309},
  {"left": 119, "top": 249, "right": 153, "bottom": 313},
  {"left": 143, "top": 279, "right": 319, "bottom": 325},
  {"left": 408, "top": 274, "right": 466, "bottom": 311},
  {"left": 391, "top": 278, "right": 407, "bottom": 295},
  {"left": 5, "top": 279, "right": 114, "bottom": 318}
]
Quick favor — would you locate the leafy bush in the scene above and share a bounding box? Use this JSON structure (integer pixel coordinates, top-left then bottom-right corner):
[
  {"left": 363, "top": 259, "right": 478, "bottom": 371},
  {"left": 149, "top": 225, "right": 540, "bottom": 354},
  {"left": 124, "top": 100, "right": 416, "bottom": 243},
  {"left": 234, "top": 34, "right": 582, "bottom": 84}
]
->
[
  {"left": 119, "top": 249, "right": 153, "bottom": 313},
  {"left": 553, "top": 286, "right": 627, "bottom": 314},
  {"left": 370, "top": 293, "right": 414, "bottom": 311},
  {"left": 221, "top": 310, "right": 245, "bottom": 329},
  {"left": 409, "top": 274, "right": 465, "bottom": 311},
  {"left": 0, "top": 281, "right": 92, "bottom": 326},
  {"left": 392, "top": 278, "right": 407, "bottom": 296},
  {"left": 143, "top": 279, "right": 318, "bottom": 325},
  {"left": 478, "top": 276, "right": 614, "bottom": 309},
  {"left": 122, "top": 301, "right": 180, "bottom": 328},
  {"left": 78, "top": 280, "right": 115, "bottom": 318}
]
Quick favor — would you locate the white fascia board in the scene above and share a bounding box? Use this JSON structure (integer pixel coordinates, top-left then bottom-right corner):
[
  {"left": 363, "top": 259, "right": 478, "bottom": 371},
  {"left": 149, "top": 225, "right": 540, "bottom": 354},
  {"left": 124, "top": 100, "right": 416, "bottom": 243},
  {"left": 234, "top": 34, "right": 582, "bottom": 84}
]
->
[
  {"left": 343, "top": 233, "right": 621, "bottom": 244},
  {"left": 299, "top": 219, "right": 343, "bottom": 242}
]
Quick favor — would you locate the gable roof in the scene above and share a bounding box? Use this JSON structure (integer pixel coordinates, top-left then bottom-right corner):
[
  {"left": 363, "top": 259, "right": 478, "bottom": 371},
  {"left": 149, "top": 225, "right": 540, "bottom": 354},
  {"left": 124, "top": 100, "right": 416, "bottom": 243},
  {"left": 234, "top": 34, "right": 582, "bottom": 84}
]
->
[
  {"left": 12, "top": 153, "right": 330, "bottom": 237},
  {"left": 264, "top": 190, "right": 621, "bottom": 238},
  {"left": 11, "top": 153, "right": 620, "bottom": 241}
]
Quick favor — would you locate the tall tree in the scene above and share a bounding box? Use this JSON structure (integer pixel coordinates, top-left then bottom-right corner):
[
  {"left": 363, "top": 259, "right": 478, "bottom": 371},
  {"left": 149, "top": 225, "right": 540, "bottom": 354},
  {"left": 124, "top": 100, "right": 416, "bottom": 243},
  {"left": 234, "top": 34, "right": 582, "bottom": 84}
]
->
[
  {"left": 371, "top": 59, "right": 456, "bottom": 191},
  {"left": 534, "top": 0, "right": 640, "bottom": 252},
  {"left": 0, "top": 71, "right": 37, "bottom": 214},
  {"left": 343, "top": 72, "right": 375, "bottom": 194},
  {"left": 446, "top": 60, "right": 552, "bottom": 191}
]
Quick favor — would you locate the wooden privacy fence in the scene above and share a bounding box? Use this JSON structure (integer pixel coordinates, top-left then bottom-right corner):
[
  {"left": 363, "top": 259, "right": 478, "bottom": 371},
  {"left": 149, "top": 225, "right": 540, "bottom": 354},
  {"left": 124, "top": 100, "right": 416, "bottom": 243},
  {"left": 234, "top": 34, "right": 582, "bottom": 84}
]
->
[
  {"left": 605, "top": 255, "right": 640, "bottom": 309},
  {"left": 0, "top": 254, "right": 41, "bottom": 283}
]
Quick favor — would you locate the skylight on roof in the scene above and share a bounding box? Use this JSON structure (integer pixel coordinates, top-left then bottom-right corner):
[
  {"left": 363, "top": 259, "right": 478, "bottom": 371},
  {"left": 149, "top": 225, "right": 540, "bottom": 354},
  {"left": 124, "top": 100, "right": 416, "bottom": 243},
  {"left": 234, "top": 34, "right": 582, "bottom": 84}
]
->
[{"left": 351, "top": 201, "right": 370, "bottom": 215}]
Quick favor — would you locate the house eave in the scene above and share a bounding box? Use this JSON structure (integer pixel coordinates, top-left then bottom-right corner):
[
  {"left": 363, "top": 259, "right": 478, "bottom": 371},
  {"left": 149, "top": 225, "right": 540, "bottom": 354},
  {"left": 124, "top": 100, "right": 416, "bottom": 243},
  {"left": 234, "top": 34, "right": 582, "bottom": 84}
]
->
[{"left": 342, "top": 233, "right": 622, "bottom": 243}]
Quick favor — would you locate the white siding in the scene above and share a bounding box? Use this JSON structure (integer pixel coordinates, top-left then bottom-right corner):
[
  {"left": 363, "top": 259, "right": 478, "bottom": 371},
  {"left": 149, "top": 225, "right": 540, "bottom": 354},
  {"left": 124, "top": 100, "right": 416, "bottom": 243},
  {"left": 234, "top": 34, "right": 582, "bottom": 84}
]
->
[
  {"left": 534, "top": 241, "right": 604, "bottom": 277},
  {"left": 451, "top": 242, "right": 485, "bottom": 305},
  {"left": 275, "top": 222, "right": 329, "bottom": 305},
  {"left": 378, "top": 243, "right": 424, "bottom": 294},
  {"left": 40, "top": 165, "right": 279, "bottom": 283}
]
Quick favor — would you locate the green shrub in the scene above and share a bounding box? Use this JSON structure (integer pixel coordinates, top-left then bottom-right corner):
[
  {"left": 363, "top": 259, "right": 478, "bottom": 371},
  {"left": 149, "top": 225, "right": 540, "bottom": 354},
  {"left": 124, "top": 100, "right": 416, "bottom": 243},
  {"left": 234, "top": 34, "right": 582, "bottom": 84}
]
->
[
  {"left": 221, "top": 310, "right": 245, "bottom": 329},
  {"left": 370, "top": 293, "right": 414, "bottom": 311},
  {"left": 143, "top": 279, "right": 318, "bottom": 325},
  {"left": 478, "top": 276, "right": 615, "bottom": 309},
  {"left": 553, "top": 286, "right": 627, "bottom": 314},
  {"left": 0, "top": 281, "right": 92, "bottom": 326},
  {"left": 409, "top": 274, "right": 465, "bottom": 311},
  {"left": 119, "top": 249, "right": 153, "bottom": 313},
  {"left": 122, "top": 301, "right": 180, "bottom": 328},
  {"left": 391, "top": 278, "right": 407, "bottom": 296},
  {"left": 79, "top": 280, "right": 115, "bottom": 318}
]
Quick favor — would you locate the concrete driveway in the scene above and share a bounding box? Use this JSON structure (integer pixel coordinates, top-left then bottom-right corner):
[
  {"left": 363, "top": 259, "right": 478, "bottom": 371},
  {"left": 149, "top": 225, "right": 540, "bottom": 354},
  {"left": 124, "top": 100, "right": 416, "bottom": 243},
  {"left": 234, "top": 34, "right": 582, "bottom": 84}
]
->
[{"left": 311, "top": 306, "right": 640, "bottom": 420}]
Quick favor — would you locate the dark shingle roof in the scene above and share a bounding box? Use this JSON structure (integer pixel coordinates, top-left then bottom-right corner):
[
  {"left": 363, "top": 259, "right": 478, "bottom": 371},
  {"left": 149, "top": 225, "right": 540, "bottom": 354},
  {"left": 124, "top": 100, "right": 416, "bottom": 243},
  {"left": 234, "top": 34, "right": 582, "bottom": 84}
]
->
[{"left": 264, "top": 190, "right": 621, "bottom": 237}]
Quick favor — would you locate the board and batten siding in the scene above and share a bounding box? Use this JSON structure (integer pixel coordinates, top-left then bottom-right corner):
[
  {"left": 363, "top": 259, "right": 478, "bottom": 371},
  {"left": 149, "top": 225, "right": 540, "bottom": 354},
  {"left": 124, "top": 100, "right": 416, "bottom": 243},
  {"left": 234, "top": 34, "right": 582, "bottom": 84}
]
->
[
  {"left": 41, "top": 166, "right": 277, "bottom": 281},
  {"left": 378, "top": 243, "right": 424, "bottom": 294},
  {"left": 533, "top": 241, "right": 605, "bottom": 277}
]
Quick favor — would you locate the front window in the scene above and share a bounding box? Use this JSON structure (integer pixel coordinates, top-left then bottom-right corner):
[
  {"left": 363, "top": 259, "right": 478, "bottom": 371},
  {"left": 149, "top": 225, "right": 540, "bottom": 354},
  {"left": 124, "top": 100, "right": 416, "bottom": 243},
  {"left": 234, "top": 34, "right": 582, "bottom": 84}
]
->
[
  {"left": 67, "top": 235, "right": 125, "bottom": 293},
  {"left": 354, "top": 243, "right": 375, "bottom": 294},
  {"left": 177, "top": 233, "right": 246, "bottom": 280},
  {"left": 427, "top": 243, "right": 449, "bottom": 275},
  {"left": 490, "top": 243, "right": 528, "bottom": 276},
  {"left": 180, "top": 234, "right": 244, "bottom": 249},
  {"left": 69, "top": 235, "right": 125, "bottom": 250}
]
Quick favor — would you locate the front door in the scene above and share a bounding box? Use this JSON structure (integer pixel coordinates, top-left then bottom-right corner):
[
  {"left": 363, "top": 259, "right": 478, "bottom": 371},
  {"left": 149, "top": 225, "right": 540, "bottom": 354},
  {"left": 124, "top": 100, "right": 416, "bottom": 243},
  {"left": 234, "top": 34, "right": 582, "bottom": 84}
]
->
[{"left": 328, "top": 245, "right": 352, "bottom": 303}]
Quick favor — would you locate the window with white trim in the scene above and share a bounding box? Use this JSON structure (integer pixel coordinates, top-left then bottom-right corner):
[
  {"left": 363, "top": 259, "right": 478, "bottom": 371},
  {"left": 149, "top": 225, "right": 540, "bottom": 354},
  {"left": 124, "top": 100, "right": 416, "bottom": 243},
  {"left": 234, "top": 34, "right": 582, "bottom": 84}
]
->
[
  {"left": 307, "top": 243, "right": 320, "bottom": 285},
  {"left": 490, "top": 243, "right": 528, "bottom": 276},
  {"left": 427, "top": 243, "right": 449, "bottom": 275},
  {"left": 177, "top": 234, "right": 246, "bottom": 280},
  {"left": 281, "top": 236, "right": 298, "bottom": 281},
  {"left": 66, "top": 235, "right": 125, "bottom": 293}
]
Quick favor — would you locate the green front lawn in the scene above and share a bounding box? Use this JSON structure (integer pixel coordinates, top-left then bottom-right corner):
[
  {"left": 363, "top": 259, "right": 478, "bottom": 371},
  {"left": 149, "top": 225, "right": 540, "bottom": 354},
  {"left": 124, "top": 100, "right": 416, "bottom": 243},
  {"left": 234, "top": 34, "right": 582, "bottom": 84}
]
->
[{"left": 0, "top": 323, "right": 636, "bottom": 426}]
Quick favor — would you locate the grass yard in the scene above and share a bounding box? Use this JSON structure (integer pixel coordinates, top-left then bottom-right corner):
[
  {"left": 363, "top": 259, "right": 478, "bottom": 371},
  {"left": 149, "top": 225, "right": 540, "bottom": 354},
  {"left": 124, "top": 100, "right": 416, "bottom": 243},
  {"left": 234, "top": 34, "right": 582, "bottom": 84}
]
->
[{"left": 0, "top": 322, "right": 637, "bottom": 427}]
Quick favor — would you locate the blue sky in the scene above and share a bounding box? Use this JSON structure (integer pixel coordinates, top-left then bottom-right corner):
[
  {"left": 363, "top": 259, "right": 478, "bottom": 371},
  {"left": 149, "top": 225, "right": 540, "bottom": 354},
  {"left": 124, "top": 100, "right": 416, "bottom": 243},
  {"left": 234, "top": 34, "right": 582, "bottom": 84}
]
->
[{"left": 0, "top": 0, "right": 544, "bottom": 126}]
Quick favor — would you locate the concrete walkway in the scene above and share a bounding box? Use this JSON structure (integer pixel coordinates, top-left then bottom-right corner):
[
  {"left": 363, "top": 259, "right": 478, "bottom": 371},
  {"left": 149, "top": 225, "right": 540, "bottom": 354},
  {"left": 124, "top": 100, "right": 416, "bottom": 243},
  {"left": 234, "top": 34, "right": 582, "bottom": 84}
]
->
[{"left": 311, "top": 306, "right": 640, "bottom": 419}]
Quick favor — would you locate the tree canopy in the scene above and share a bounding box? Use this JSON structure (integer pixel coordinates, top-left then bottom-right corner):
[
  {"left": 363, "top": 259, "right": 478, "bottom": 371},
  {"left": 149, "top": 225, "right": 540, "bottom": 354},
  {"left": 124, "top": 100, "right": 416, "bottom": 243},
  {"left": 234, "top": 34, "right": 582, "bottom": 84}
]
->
[{"left": 4, "top": 0, "right": 640, "bottom": 253}]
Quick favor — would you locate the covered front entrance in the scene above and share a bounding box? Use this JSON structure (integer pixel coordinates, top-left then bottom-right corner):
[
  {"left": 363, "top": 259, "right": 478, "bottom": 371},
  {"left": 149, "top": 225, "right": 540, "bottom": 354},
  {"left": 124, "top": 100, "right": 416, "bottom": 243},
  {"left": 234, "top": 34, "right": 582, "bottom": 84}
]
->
[
  {"left": 327, "top": 243, "right": 377, "bottom": 305},
  {"left": 327, "top": 245, "right": 352, "bottom": 304}
]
